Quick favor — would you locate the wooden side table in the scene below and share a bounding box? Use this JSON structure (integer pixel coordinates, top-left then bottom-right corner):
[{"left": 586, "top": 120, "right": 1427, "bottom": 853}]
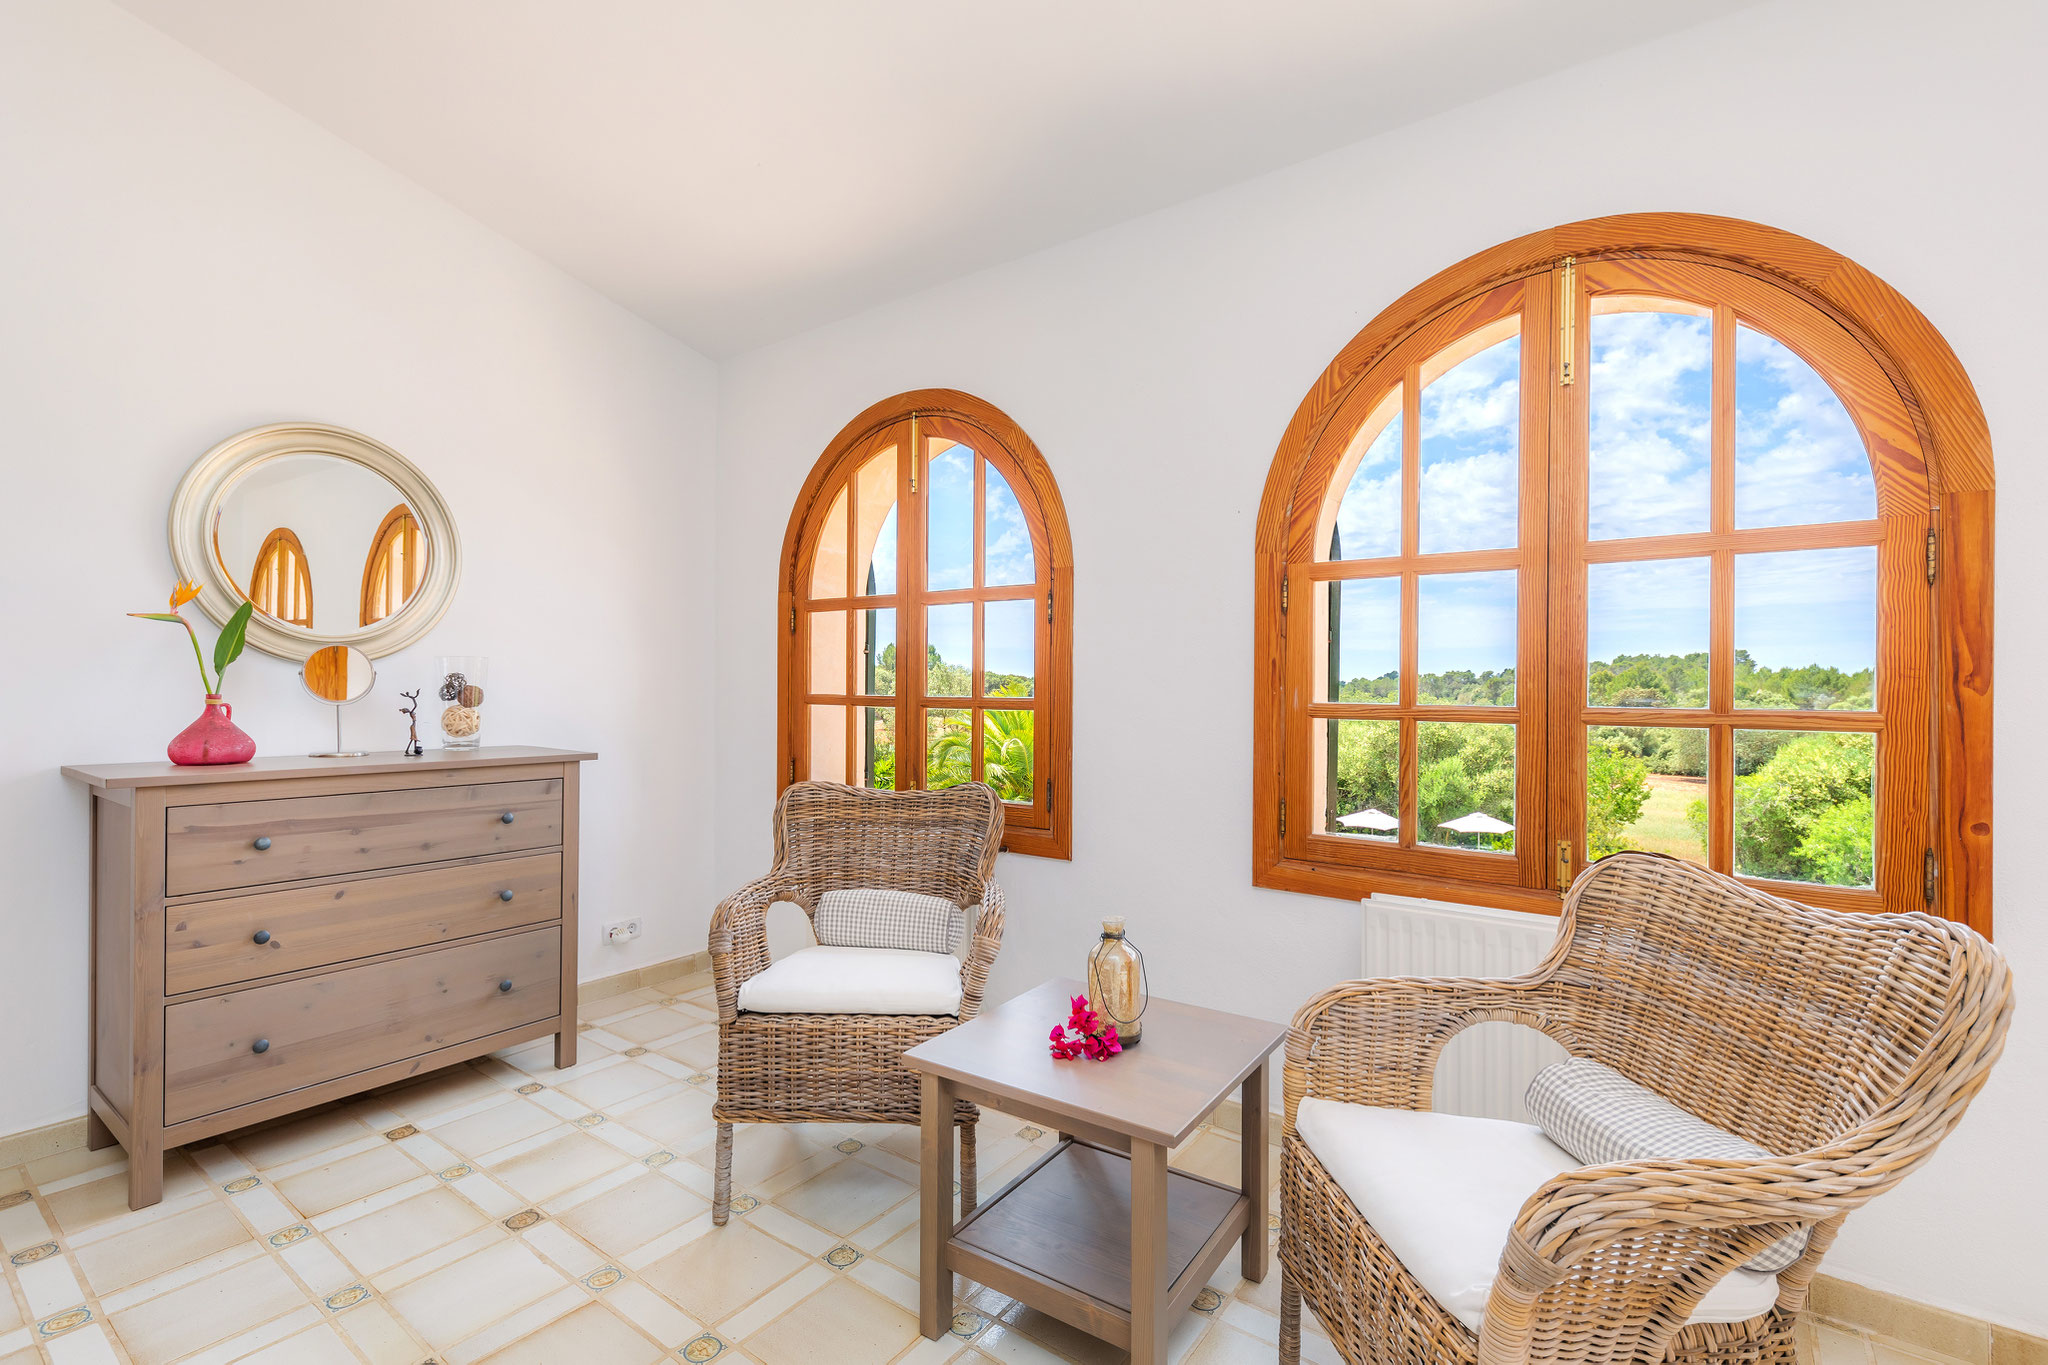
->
[{"left": 904, "top": 979, "right": 1286, "bottom": 1364}]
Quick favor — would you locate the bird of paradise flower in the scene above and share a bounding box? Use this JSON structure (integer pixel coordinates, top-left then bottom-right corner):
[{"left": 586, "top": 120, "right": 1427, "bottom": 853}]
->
[{"left": 129, "top": 579, "right": 256, "bottom": 697}]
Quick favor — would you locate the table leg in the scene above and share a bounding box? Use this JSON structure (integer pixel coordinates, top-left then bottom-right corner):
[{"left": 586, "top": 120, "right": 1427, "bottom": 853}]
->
[
  {"left": 1130, "top": 1138, "right": 1170, "bottom": 1365},
  {"left": 919, "top": 1072, "right": 956, "bottom": 1340},
  {"left": 1241, "top": 1058, "right": 1270, "bottom": 1281}
]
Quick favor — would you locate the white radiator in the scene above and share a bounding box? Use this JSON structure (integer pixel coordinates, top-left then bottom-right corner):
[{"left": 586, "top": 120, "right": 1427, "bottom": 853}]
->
[{"left": 1361, "top": 896, "right": 1570, "bottom": 1123}]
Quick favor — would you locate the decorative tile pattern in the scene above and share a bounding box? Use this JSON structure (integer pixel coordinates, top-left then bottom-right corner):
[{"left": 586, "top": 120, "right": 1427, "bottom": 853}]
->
[{"left": 0, "top": 968, "right": 1383, "bottom": 1365}]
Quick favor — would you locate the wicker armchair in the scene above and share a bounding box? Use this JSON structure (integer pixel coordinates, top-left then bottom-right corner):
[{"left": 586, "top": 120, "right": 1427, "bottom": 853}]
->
[
  {"left": 708, "top": 780, "right": 1005, "bottom": 1225},
  {"left": 1280, "top": 852, "right": 2013, "bottom": 1365}
]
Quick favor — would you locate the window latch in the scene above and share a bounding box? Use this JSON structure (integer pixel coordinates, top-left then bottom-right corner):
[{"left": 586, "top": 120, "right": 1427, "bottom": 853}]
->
[{"left": 1558, "top": 256, "right": 1577, "bottom": 386}]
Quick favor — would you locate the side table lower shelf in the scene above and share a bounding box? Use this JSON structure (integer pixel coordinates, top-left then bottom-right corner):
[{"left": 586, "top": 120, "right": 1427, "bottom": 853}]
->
[{"left": 945, "top": 1139, "right": 1250, "bottom": 1350}]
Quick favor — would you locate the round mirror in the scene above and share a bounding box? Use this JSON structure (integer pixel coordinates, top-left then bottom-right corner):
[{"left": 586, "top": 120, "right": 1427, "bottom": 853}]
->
[
  {"left": 170, "top": 423, "right": 461, "bottom": 661},
  {"left": 301, "top": 644, "right": 377, "bottom": 704}
]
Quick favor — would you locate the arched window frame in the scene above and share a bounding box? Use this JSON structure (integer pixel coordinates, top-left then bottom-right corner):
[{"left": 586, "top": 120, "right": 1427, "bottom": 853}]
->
[
  {"left": 360, "top": 505, "right": 425, "bottom": 626},
  {"left": 779, "top": 390, "right": 1074, "bottom": 859},
  {"left": 1254, "top": 213, "right": 1993, "bottom": 935},
  {"left": 247, "top": 527, "right": 313, "bottom": 629}
]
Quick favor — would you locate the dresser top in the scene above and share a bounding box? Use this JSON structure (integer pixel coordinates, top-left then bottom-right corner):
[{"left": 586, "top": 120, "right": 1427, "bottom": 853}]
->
[{"left": 62, "top": 746, "right": 598, "bottom": 790}]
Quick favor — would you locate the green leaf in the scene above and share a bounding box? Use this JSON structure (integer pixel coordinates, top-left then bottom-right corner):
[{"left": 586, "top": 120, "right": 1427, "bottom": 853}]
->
[
  {"left": 212, "top": 601, "right": 255, "bottom": 680},
  {"left": 128, "top": 612, "right": 187, "bottom": 623}
]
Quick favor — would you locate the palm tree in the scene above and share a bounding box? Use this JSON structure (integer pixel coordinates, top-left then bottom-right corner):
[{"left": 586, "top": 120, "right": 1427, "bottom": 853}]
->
[{"left": 928, "top": 684, "right": 1035, "bottom": 802}]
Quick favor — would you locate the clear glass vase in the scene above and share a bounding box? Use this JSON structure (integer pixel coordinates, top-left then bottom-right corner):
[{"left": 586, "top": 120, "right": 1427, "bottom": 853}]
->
[{"left": 437, "top": 655, "right": 488, "bottom": 749}]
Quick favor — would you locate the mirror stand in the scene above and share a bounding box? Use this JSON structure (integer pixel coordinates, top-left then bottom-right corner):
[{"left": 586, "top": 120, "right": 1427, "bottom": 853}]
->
[{"left": 302, "top": 645, "right": 376, "bottom": 758}]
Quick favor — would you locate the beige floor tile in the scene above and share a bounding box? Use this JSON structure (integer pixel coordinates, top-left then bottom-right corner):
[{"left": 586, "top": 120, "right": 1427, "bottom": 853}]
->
[
  {"left": 25, "top": 1146, "right": 125, "bottom": 1191},
  {"left": 581, "top": 991, "right": 668, "bottom": 1023},
  {"left": 599, "top": 1008, "right": 701, "bottom": 1046},
  {"left": 276, "top": 1144, "right": 422, "bottom": 1219},
  {"left": 73, "top": 1198, "right": 250, "bottom": 1295},
  {"left": 689, "top": 1127, "right": 820, "bottom": 1190},
  {"left": 1170, "top": 1131, "right": 1245, "bottom": 1186},
  {"left": 223, "top": 1107, "right": 374, "bottom": 1171},
  {"left": 107, "top": 1252, "right": 307, "bottom": 1365},
  {"left": 656, "top": 1029, "right": 721, "bottom": 1072},
  {"left": 239, "top": 1322, "right": 362, "bottom": 1364},
  {"left": 331, "top": 1295, "right": 430, "bottom": 1365},
  {"left": 973, "top": 1289, "right": 1125, "bottom": 1365},
  {"left": 326, "top": 1186, "right": 491, "bottom": 1277},
  {"left": 639, "top": 1221, "right": 808, "bottom": 1324},
  {"left": 382, "top": 1238, "right": 568, "bottom": 1349},
  {"left": 613, "top": 1088, "right": 716, "bottom": 1151},
  {"left": 745, "top": 1276, "right": 919, "bottom": 1365},
  {"left": 432, "top": 1098, "right": 564, "bottom": 1160},
  {"left": 492, "top": 1133, "right": 634, "bottom": 1205},
  {"left": 1871, "top": 1343, "right": 1969, "bottom": 1365},
  {"left": 1812, "top": 1324, "right": 1877, "bottom": 1364},
  {"left": 43, "top": 1156, "right": 207, "bottom": 1241},
  {"left": 555, "top": 1060, "right": 674, "bottom": 1111},
  {"left": 555, "top": 1172, "right": 707, "bottom": 1258},
  {"left": 480, "top": 1300, "right": 667, "bottom": 1364},
  {"left": 382, "top": 1066, "right": 510, "bottom": 1124},
  {"left": 773, "top": 1160, "right": 914, "bottom": 1238}
]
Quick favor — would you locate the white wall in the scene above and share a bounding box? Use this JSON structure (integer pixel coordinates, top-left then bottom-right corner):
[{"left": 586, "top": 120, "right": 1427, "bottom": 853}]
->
[
  {"left": 0, "top": 1, "right": 720, "bottom": 1135},
  {"left": 714, "top": 0, "right": 2048, "bottom": 1334}
]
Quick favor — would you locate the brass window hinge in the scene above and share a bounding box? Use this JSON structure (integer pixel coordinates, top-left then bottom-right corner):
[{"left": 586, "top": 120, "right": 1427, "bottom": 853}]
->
[
  {"left": 788, "top": 757, "right": 796, "bottom": 784},
  {"left": 1558, "top": 256, "right": 1577, "bottom": 386},
  {"left": 1926, "top": 527, "right": 1937, "bottom": 585},
  {"left": 1556, "top": 839, "right": 1572, "bottom": 894},
  {"left": 1281, "top": 577, "right": 1289, "bottom": 614},
  {"left": 909, "top": 415, "right": 919, "bottom": 493},
  {"left": 1279, "top": 799, "right": 1287, "bottom": 838},
  {"left": 1046, "top": 583, "right": 1054, "bottom": 625},
  {"left": 1924, "top": 848, "right": 1938, "bottom": 905}
]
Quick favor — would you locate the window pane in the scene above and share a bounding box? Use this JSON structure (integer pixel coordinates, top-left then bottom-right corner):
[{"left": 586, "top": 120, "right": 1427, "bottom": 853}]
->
[
  {"left": 1587, "top": 308, "right": 1712, "bottom": 540},
  {"left": 808, "top": 487, "right": 848, "bottom": 598},
  {"left": 808, "top": 705, "right": 847, "bottom": 784},
  {"left": 925, "top": 709, "right": 971, "bottom": 790},
  {"left": 1323, "top": 577, "right": 1399, "bottom": 703},
  {"left": 1329, "top": 395, "right": 1401, "bottom": 560},
  {"left": 855, "top": 445, "right": 898, "bottom": 596},
  {"left": 926, "top": 603, "right": 972, "bottom": 697},
  {"left": 983, "top": 710, "right": 1036, "bottom": 804},
  {"left": 808, "top": 610, "right": 847, "bottom": 696},
  {"left": 1733, "top": 730, "right": 1875, "bottom": 887},
  {"left": 985, "top": 461, "right": 1036, "bottom": 587},
  {"left": 858, "top": 706, "right": 896, "bottom": 790},
  {"left": 1735, "top": 326, "right": 1877, "bottom": 529},
  {"left": 859, "top": 607, "right": 895, "bottom": 697},
  {"left": 926, "top": 438, "right": 974, "bottom": 591},
  {"left": 984, "top": 598, "right": 1035, "bottom": 697},
  {"left": 1419, "top": 334, "right": 1520, "bottom": 554},
  {"left": 1418, "top": 571, "right": 1516, "bottom": 705},
  {"left": 1418, "top": 722, "right": 1515, "bottom": 851},
  {"left": 1585, "top": 726, "right": 1707, "bottom": 864},
  {"left": 1586, "top": 558, "right": 1709, "bottom": 708},
  {"left": 1734, "top": 547, "right": 1876, "bottom": 710},
  {"left": 1318, "top": 718, "right": 1399, "bottom": 841}
]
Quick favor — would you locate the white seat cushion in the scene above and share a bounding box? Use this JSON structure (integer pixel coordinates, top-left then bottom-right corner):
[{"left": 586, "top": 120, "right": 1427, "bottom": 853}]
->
[
  {"left": 1294, "top": 1098, "right": 1780, "bottom": 1333},
  {"left": 735, "top": 945, "right": 963, "bottom": 1016}
]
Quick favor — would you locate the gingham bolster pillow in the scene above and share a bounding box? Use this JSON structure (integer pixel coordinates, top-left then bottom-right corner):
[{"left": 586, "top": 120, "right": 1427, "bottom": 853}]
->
[
  {"left": 1525, "top": 1058, "right": 1809, "bottom": 1274},
  {"left": 813, "top": 887, "right": 966, "bottom": 955}
]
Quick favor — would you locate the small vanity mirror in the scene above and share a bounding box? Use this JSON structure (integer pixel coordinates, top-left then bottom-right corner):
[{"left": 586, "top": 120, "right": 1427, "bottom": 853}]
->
[
  {"left": 302, "top": 644, "right": 376, "bottom": 757},
  {"left": 170, "top": 423, "right": 460, "bottom": 661}
]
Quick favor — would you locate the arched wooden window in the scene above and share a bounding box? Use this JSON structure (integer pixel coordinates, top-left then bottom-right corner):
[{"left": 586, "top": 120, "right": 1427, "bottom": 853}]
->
[
  {"left": 248, "top": 527, "right": 313, "bottom": 629},
  {"left": 1256, "top": 214, "right": 1992, "bottom": 934},
  {"left": 360, "top": 505, "right": 424, "bottom": 626},
  {"left": 780, "top": 390, "right": 1073, "bottom": 859}
]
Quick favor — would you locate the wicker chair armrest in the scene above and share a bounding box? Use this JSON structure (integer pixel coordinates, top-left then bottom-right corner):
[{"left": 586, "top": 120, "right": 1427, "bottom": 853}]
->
[
  {"left": 957, "top": 881, "right": 1005, "bottom": 1021},
  {"left": 1284, "top": 975, "right": 1559, "bottom": 1123},
  {"left": 708, "top": 875, "right": 794, "bottom": 1022}
]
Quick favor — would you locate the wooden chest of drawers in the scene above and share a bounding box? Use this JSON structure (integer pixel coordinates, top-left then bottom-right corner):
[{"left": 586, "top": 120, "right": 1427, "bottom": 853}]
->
[{"left": 63, "top": 747, "right": 594, "bottom": 1209}]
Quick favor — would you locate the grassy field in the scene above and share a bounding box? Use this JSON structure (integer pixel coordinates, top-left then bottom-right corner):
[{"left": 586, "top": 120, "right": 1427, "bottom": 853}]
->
[{"left": 1617, "top": 772, "right": 1708, "bottom": 861}]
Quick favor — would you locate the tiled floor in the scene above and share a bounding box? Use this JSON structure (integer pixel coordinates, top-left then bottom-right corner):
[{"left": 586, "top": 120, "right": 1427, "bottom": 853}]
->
[{"left": 0, "top": 973, "right": 1976, "bottom": 1365}]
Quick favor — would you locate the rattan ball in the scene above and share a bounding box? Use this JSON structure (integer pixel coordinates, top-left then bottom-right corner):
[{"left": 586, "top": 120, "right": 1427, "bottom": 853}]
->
[{"left": 440, "top": 705, "right": 481, "bottom": 738}]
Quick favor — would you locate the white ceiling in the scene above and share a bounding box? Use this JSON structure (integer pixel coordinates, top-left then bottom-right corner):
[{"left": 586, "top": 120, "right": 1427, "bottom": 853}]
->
[{"left": 118, "top": 0, "right": 1747, "bottom": 356}]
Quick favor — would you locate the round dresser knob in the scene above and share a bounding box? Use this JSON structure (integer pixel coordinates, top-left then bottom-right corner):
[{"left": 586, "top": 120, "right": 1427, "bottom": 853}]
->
[
  {"left": 251, "top": 1038, "right": 270, "bottom": 1054},
  {"left": 499, "top": 889, "right": 515, "bottom": 902},
  {"left": 498, "top": 979, "right": 514, "bottom": 993},
  {"left": 252, "top": 929, "right": 271, "bottom": 945},
  {"left": 499, "top": 812, "right": 515, "bottom": 824},
  {"left": 252, "top": 836, "right": 272, "bottom": 851}
]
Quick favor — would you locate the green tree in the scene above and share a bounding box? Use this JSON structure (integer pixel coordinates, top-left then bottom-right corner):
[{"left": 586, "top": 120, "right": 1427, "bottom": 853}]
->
[
  {"left": 927, "top": 686, "right": 1036, "bottom": 802},
  {"left": 1585, "top": 738, "right": 1651, "bottom": 858},
  {"left": 1685, "top": 731, "right": 1873, "bottom": 885}
]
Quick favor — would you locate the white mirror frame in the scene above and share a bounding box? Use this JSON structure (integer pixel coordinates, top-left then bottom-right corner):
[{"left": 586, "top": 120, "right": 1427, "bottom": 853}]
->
[{"left": 169, "top": 422, "right": 462, "bottom": 662}]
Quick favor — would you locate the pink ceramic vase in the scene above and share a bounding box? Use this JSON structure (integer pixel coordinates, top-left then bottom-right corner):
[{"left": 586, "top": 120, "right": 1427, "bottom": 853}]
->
[{"left": 167, "top": 695, "right": 256, "bottom": 766}]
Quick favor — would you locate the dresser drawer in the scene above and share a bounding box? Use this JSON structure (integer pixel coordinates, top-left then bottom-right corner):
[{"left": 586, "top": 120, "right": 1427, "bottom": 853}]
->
[
  {"left": 166, "top": 778, "right": 564, "bottom": 895},
  {"left": 163, "top": 926, "right": 560, "bottom": 1124},
  {"left": 166, "top": 853, "right": 563, "bottom": 996}
]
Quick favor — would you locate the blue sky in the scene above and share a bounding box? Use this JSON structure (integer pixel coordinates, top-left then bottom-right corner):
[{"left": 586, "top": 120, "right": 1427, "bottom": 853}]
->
[{"left": 1322, "top": 313, "right": 1879, "bottom": 684}]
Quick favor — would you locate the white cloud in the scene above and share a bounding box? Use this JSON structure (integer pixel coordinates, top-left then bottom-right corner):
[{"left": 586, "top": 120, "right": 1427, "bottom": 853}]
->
[
  {"left": 1588, "top": 311, "right": 1711, "bottom": 538},
  {"left": 1734, "top": 328, "right": 1876, "bottom": 527}
]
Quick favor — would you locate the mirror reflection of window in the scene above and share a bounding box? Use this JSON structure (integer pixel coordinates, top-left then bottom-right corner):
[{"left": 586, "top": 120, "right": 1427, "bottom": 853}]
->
[
  {"left": 360, "top": 506, "right": 424, "bottom": 626},
  {"left": 248, "top": 528, "right": 313, "bottom": 629}
]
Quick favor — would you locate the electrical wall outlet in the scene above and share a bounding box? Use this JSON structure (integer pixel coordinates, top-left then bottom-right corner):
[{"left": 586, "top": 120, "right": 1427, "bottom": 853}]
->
[{"left": 603, "top": 918, "right": 641, "bottom": 945}]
